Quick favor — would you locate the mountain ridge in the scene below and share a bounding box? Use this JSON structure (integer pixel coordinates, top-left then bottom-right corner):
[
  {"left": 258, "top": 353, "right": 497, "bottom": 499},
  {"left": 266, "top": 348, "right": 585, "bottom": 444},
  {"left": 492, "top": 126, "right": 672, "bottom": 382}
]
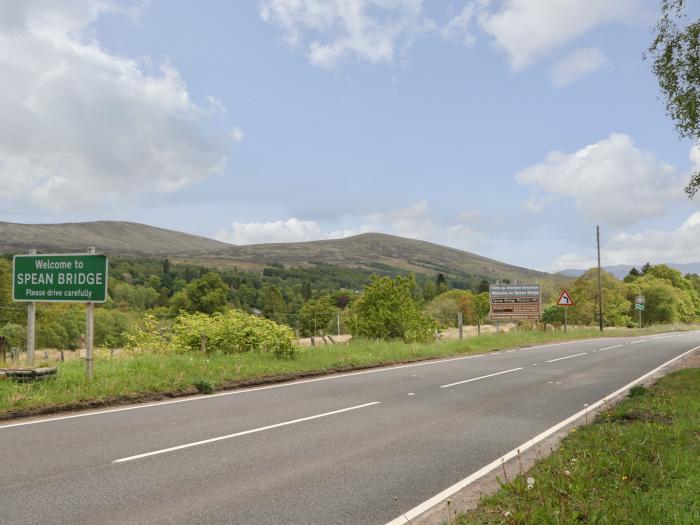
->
[{"left": 0, "top": 220, "right": 551, "bottom": 281}]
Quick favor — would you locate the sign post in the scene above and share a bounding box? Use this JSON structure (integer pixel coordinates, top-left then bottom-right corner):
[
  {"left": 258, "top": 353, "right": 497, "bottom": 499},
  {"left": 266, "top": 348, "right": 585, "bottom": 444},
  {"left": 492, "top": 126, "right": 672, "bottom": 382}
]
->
[
  {"left": 13, "top": 250, "right": 108, "bottom": 378},
  {"left": 489, "top": 284, "right": 542, "bottom": 323},
  {"left": 635, "top": 295, "right": 645, "bottom": 328},
  {"left": 556, "top": 290, "right": 575, "bottom": 333},
  {"left": 26, "top": 249, "right": 37, "bottom": 364}
]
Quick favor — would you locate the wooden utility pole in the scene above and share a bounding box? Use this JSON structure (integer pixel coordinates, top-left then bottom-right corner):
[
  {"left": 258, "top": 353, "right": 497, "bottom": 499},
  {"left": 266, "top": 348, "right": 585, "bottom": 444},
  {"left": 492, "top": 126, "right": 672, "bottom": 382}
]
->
[{"left": 596, "top": 226, "right": 604, "bottom": 332}]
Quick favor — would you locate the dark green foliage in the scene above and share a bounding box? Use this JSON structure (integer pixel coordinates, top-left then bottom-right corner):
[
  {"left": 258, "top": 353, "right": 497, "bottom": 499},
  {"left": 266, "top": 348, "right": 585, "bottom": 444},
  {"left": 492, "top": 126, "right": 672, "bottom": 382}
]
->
[
  {"left": 648, "top": 0, "right": 700, "bottom": 196},
  {"left": 628, "top": 385, "right": 648, "bottom": 398},
  {"left": 193, "top": 379, "right": 214, "bottom": 394},
  {"left": 350, "top": 275, "right": 435, "bottom": 343},
  {"left": 170, "top": 272, "right": 230, "bottom": 314},
  {"left": 299, "top": 297, "right": 337, "bottom": 336}
]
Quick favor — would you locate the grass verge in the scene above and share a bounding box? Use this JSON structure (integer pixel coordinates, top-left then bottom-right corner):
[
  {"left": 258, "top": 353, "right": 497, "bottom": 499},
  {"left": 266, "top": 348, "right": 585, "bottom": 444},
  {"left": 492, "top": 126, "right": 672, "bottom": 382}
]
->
[
  {"left": 0, "top": 325, "right": 694, "bottom": 419},
  {"left": 452, "top": 367, "right": 700, "bottom": 525}
]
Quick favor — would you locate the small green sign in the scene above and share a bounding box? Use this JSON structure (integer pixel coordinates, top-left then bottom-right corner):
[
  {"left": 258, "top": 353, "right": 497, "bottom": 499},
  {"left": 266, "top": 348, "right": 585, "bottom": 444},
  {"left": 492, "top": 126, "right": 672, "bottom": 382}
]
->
[
  {"left": 13, "top": 254, "right": 108, "bottom": 303},
  {"left": 635, "top": 303, "right": 645, "bottom": 311}
]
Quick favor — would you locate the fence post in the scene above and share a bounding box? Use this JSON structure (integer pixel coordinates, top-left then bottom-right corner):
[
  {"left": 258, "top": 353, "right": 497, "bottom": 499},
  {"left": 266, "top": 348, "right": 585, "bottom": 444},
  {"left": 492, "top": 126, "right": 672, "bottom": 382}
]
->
[
  {"left": 200, "top": 333, "right": 207, "bottom": 353},
  {"left": 458, "top": 311, "right": 463, "bottom": 339}
]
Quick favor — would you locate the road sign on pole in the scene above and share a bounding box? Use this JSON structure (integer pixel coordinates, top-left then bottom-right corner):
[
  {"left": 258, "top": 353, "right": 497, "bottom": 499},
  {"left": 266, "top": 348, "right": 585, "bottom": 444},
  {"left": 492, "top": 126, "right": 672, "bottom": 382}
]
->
[
  {"left": 557, "top": 290, "right": 575, "bottom": 307},
  {"left": 489, "top": 284, "right": 541, "bottom": 321},
  {"left": 635, "top": 295, "right": 645, "bottom": 328},
  {"left": 13, "top": 253, "right": 108, "bottom": 303},
  {"left": 12, "top": 251, "right": 108, "bottom": 379},
  {"left": 556, "top": 290, "right": 574, "bottom": 333}
]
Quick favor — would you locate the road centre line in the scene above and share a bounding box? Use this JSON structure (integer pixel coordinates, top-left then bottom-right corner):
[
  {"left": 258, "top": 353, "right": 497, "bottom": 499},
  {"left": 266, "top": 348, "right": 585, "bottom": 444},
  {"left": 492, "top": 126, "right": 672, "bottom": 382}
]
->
[
  {"left": 113, "top": 401, "right": 380, "bottom": 464},
  {"left": 441, "top": 368, "right": 523, "bottom": 389},
  {"left": 385, "top": 344, "right": 700, "bottom": 525},
  {"left": 630, "top": 340, "right": 648, "bottom": 345},
  {"left": 545, "top": 352, "right": 587, "bottom": 363},
  {"left": 0, "top": 337, "right": 627, "bottom": 430},
  {"left": 598, "top": 344, "right": 624, "bottom": 351}
]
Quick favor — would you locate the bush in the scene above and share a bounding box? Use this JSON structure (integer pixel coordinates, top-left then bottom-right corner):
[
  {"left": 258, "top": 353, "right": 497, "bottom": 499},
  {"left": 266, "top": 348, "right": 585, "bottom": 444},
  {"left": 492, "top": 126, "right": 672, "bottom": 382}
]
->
[
  {"left": 173, "top": 310, "right": 296, "bottom": 358},
  {"left": 124, "top": 314, "right": 173, "bottom": 355},
  {"left": 1, "top": 322, "right": 26, "bottom": 349},
  {"left": 350, "top": 275, "right": 435, "bottom": 343}
]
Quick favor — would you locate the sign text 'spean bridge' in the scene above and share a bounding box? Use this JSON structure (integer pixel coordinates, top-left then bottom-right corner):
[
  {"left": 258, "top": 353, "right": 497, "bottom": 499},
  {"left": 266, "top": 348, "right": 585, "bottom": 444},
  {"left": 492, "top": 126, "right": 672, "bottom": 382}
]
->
[{"left": 13, "top": 254, "right": 108, "bottom": 303}]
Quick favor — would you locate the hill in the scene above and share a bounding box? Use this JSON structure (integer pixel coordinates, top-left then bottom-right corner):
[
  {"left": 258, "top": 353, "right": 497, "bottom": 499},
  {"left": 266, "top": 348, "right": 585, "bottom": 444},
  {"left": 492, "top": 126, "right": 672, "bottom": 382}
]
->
[
  {"left": 0, "top": 220, "right": 551, "bottom": 283},
  {"left": 559, "top": 263, "right": 700, "bottom": 280},
  {"left": 0, "top": 221, "right": 230, "bottom": 256}
]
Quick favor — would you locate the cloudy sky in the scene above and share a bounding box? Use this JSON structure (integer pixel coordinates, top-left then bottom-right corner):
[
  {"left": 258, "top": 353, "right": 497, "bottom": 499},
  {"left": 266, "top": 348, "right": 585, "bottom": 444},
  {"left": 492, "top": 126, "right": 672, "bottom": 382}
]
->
[{"left": 1, "top": 0, "right": 699, "bottom": 272}]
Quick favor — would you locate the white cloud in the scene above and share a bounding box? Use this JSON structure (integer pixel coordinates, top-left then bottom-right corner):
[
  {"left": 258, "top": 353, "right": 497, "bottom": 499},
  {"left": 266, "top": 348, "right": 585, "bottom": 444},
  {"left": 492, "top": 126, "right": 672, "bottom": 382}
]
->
[
  {"left": 475, "top": 0, "right": 645, "bottom": 70},
  {"left": 553, "top": 212, "right": 700, "bottom": 270},
  {"left": 0, "top": 1, "right": 230, "bottom": 209},
  {"left": 550, "top": 47, "right": 608, "bottom": 87},
  {"left": 516, "top": 133, "right": 685, "bottom": 227},
  {"left": 216, "top": 201, "right": 486, "bottom": 250},
  {"left": 230, "top": 127, "right": 245, "bottom": 142},
  {"left": 215, "top": 218, "right": 365, "bottom": 244},
  {"left": 442, "top": 3, "right": 477, "bottom": 46},
  {"left": 259, "top": 0, "right": 431, "bottom": 68}
]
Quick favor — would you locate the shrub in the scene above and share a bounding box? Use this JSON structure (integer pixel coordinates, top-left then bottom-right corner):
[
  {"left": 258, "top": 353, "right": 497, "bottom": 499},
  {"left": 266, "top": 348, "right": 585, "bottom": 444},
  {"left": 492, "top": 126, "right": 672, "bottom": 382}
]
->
[
  {"left": 350, "top": 275, "right": 435, "bottom": 343},
  {"left": 173, "top": 310, "right": 296, "bottom": 358},
  {"left": 124, "top": 314, "right": 174, "bottom": 355}
]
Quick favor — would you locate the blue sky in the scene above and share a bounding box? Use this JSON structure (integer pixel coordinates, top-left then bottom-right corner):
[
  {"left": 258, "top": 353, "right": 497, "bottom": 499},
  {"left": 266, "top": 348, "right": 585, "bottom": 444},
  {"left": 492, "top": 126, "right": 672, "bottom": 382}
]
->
[{"left": 1, "top": 0, "right": 699, "bottom": 272}]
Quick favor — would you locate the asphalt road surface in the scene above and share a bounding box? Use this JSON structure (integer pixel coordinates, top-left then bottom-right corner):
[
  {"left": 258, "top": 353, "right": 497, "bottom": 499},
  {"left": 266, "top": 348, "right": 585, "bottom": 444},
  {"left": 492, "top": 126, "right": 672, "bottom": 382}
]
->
[{"left": 1, "top": 331, "right": 698, "bottom": 525}]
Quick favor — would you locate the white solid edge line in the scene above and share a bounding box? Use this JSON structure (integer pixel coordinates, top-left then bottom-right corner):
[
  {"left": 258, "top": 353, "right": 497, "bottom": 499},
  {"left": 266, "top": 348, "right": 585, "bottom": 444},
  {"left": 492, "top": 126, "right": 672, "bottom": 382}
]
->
[
  {"left": 599, "top": 344, "right": 624, "bottom": 351},
  {"left": 545, "top": 352, "right": 587, "bottom": 363},
  {"left": 384, "top": 344, "right": 700, "bottom": 525},
  {"left": 113, "top": 401, "right": 380, "bottom": 464},
  {"left": 0, "top": 336, "right": 629, "bottom": 430},
  {"left": 440, "top": 368, "right": 524, "bottom": 389}
]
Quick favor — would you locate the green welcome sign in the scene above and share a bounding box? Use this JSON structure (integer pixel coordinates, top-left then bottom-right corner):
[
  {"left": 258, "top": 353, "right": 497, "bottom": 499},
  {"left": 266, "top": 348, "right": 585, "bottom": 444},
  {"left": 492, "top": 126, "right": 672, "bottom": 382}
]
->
[{"left": 13, "top": 254, "right": 109, "bottom": 303}]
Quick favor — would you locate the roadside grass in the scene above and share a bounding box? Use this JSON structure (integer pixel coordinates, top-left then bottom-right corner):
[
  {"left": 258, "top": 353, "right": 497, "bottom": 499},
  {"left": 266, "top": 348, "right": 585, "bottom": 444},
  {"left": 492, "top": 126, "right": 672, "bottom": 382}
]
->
[
  {"left": 451, "top": 367, "right": 700, "bottom": 525},
  {"left": 0, "top": 325, "right": 695, "bottom": 417}
]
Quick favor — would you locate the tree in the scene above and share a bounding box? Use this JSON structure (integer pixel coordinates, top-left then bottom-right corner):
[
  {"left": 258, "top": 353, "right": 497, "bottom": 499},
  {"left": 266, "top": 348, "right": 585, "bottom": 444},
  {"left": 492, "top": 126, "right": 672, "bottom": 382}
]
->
[
  {"left": 422, "top": 280, "right": 438, "bottom": 302},
  {"left": 477, "top": 279, "right": 490, "bottom": 294},
  {"left": 0, "top": 259, "right": 23, "bottom": 326},
  {"left": 435, "top": 273, "right": 448, "bottom": 294},
  {"left": 648, "top": 0, "right": 700, "bottom": 196},
  {"left": 542, "top": 305, "right": 564, "bottom": 327},
  {"left": 299, "top": 297, "right": 336, "bottom": 336},
  {"left": 301, "top": 281, "right": 313, "bottom": 302},
  {"left": 470, "top": 292, "right": 491, "bottom": 335},
  {"left": 260, "top": 285, "right": 287, "bottom": 323},
  {"left": 170, "top": 272, "right": 229, "bottom": 314},
  {"left": 351, "top": 275, "right": 435, "bottom": 343},
  {"left": 424, "top": 290, "right": 472, "bottom": 327},
  {"left": 568, "top": 270, "right": 633, "bottom": 327}
]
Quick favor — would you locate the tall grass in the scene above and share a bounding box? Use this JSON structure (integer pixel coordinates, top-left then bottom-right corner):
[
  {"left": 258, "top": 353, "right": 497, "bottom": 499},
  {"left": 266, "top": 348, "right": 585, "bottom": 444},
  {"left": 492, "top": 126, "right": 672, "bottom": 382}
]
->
[
  {"left": 453, "top": 367, "right": 700, "bottom": 524},
  {"left": 0, "top": 325, "right": 695, "bottom": 416}
]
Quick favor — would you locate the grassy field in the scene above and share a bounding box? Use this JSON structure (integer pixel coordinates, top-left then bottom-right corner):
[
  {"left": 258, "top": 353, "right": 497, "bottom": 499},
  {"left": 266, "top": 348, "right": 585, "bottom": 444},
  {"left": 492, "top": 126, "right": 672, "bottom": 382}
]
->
[
  {"left": 0, "top": 325, "right": 694, "bottom": 418},
  {"left": 452, "top": 367, "right": 700, "bottom": 525}
]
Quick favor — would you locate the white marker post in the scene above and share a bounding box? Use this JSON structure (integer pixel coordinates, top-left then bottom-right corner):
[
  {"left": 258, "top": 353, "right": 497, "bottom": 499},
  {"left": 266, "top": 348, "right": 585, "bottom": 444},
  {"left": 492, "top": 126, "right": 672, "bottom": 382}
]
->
[
  {"left": 26, "top": 249, "right": 36, "bottom": 364},
  {"left": 85, "top": 247, "right": 95, "bottom": 380}
]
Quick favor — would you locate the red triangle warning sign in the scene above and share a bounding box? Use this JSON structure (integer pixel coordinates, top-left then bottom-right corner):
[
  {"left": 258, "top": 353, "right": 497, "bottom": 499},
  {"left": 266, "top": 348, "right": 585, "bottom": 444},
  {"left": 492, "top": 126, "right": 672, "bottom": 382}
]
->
[{"left": 557, "top": 290, "right": 574, "bottom": 306}]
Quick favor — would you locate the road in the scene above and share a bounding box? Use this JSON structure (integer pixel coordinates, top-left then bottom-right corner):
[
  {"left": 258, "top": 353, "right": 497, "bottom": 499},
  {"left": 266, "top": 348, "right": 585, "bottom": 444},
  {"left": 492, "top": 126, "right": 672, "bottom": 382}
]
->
[{"left": 1, "top": 331, "right": 698, "bottom": 524}]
